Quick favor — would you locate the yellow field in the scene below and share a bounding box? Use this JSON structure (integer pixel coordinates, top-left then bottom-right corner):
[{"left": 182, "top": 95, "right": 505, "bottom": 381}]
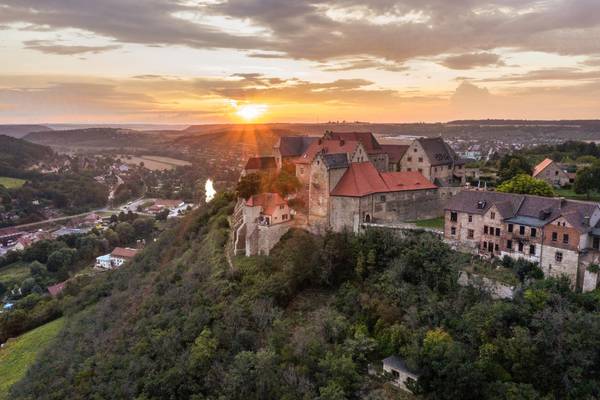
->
[
  {"left": 0, "top": 177, "right": 26, "bottom": 189},
  {"left": 119, "top": 155, "right": 191, "bottom": 170}
]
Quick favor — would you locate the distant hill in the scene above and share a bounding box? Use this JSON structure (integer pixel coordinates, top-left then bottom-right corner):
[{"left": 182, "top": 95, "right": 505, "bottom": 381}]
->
[
  {"left": 0, "top": 135, "right": 54, "bottom": 169},
  {"left": 0, "top": 125, "right": 53, "bottom": 139},
  {"left": 24, "top": 128, "right": 165, "bottom": 149}
]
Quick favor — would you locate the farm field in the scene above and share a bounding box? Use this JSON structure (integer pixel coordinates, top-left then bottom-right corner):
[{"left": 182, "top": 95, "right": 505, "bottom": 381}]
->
[
  {"left": 0, "top": 177, "right": 26, "bottom": 189},
  {"left": 0, "top": 318, "right": 65, "bottom": 400},
  {"left": 119, "top": 155, "right": 191, "bottom": 170}
]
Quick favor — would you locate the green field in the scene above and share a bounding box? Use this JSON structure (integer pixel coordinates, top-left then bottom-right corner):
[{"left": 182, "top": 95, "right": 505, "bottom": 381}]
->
[
  {"left": 0, "top": 262, "right": 31, "bottom": 287},
  {"left": 411, "top": 216, "right": 445, "bottom": 230},
  {"left": 0, "top": 177, "right": 26, "bottom": 189},
  {"left": 0, "top": 318, "right": 65, "bottom": 399},
  {"left": 555, "top": 188, "right": 600, "bottom": 202}
]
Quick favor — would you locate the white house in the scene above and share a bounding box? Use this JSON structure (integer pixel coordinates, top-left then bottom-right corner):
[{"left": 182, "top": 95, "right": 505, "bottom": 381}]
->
[{"left": 382, "top": 355, "right": 419, "bottom": 392}]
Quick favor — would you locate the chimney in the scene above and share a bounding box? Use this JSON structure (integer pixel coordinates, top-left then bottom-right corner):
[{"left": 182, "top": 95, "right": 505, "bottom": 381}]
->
[{"left": 584, "top": 215, "right": 590, "bottom": 226}]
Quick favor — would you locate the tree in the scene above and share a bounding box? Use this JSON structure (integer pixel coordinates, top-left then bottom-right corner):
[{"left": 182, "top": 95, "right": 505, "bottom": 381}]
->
[
  {"left": 116, "top": 222, "right": 135, "bottom": 245},
  {"left": 496, "top": 174, "right": 555, "bottom": 197},
  {"left": 133, "top": 217, "right": 154, "bottom": 238},
  {"left": 498, "top": 155, "right": 532, "bottom": 182},
  {"left": 574, "top": 165, "right": 600, "bottom": 199},
  {"left": 236, "top": 173, "right": 261, "bottom": 200},
  {"left": 155, "top": 208, "right": 169, "bottom": 221},
  {"left": 47, "top": 248, "right": 76, "bottom": 273}
]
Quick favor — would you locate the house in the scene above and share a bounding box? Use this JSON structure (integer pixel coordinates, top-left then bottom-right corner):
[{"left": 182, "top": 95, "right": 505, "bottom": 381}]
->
[
  {"left": 242, "top": 156, "right": 277, "bottom": 176},
  {"left": 382, "top": 355, "right": 419, "bottom": 392},
  {"left": 234, "top": 193, "right": 294, "bottom": 256},
  {"left": 273, "top": 136, "right": 318, "bottom": 169},
  {"left": 532, "top": 158, "right": 570, "bottom": 187},
  {"left": 444, "top": 190, "right": 600, "bottom": 291},
  {"left": 323, "top": 131, "right": 389, "bottom": 171},
  {"left": 329, "top": 162, "right": 440, "bottom": 233},
  {"left": 95, "top": 247, "right": 138, "bottom": 269},
  {"left": 398, "top": 137, "right": 466, "bottom": 185},
  {"left": 380, "top": 144, "right": 409, "bottom": 172}
]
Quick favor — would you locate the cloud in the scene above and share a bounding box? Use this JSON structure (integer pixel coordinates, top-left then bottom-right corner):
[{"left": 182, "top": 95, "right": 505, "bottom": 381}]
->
[
  {"left": 23, "top": 40, "right": 120, "bottom": 55},
  {"left": 481, "top": 67, "right": 600, "bottom": 82},
  {"left": 1, "top": 0, "right": 600, "bottom": 65},
  {"left": 440, "top": 52, "right": 504, "bottom": 70}
]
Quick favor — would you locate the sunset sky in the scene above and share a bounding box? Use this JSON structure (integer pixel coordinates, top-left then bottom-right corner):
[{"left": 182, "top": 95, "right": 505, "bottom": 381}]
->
[{"left": 1, "top": 0, "right": 600, "bottom": 124}]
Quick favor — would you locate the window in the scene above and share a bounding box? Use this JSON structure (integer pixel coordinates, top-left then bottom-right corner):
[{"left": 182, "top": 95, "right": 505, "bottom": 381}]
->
[
  {"left": 519, "top": 225, "right": 525, "bottom": 235},
  {"left": 507, "top": 240, "right": 512, "bottom": 249},
  {"left": 300, "top": 167, "right": 304, "bottom": 174},
  {"left": 529, "top": 244, "right": 536, "bottom": 255},
  {"left": 552, "top": 232, "right": 558, "bottom": 241},
  {"left": 407, "top": 156, "right": 412, "bottom": 162},
  {"left": 490, "top": 212, "right": 496, "bottom": 220},
  {"left": 468, "top": 215, "right": 473, "bottom": 223},
  {"left": 413, "top": 148, "right": 417, "bottom": 152},
  {"left": 467, "top": 229, "right": 474, "bottom": 239},
  {"left": 434, "top": 167, "right": 438, "bottom": 172},
  {"left": 508, "top": 224, "right": 513, "bottom": 233},
  {"left": 451, "top": 227, "right": 456, "bottom": 235},
  {"left": 484, "top": 225, "right": 489, "bottom": 234},
  {"left": 380, "top": 195, "right": 386, "bottom": 202},
  {"left": 450, "top": 212, "right": 458, "bottom": 222},
  {"left": 280, "top": 205, "right": 285, "bottom": 210},
  {"left": 495, "top": 243, "right": 499, "bottom": 251},
  {"left": 392, "top": 370, "right": 400, "bottom": 379},
  {"left": 495, "top": 228, "right": 501, "bottom": 237},
  {"left": 418, "top": 168, "right": 423, "bottom": 174},
  {"left": 488, "top": 242, "right": 494, "bottom": 252},
  {"left": 418, "top": 157, "right": 423, "bottom": 162},
  {"left": 555, "top": 252, "right": 563, "bottom": 262},
  {"left": 407, "top": 167, "right": 412, "bottom": 171},
  {"left": 518, "top": 242, "right": 524, "bottom": 252},
  {"left": 531, "top": 228, "right": 537, "bottom": 238},
  {"left": 282, "top": 214, "right": 288, "bottom": 220},
  {"left": 594, "top": 237, "right": 600, "bottom": 250},
  {"left": 563, "top": 234, "right": 569, "bottom": 244}
]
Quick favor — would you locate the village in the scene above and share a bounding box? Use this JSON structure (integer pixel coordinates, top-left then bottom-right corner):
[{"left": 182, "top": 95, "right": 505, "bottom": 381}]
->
[{"left": 233, "top": 131, "right": 600, "bottom": 297}]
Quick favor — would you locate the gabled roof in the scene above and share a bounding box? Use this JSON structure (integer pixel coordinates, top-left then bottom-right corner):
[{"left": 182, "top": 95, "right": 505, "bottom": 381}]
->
[
  {"left": 111, "top": 247, "right": 138, "bottom": 259},
  {"left": 246, "top": 192, "right": 287, "bottom": 215},
  {"left": 324, "top": 131, "right": 383, "bottom": 154},
  {"left": 446, "top": 190, "right": 600, "bottom": 233},
  {"left": 275, "top": 136, "right": 318, "bottom": 157},
  {"left": 331, "top": 162, "right": 437, "bottom": 197},
  {"left": 47, "top": 281, "right": 67, "bottom": 297},
  {"left": 296, "top": 139, "right": 362, "bottom": 165},
  {"left": 244, "top": 156, "right": 277, "bottom": 170},
  {"left": 532, "top": 158, "right": 554, "bottom": 177},
  {"left": 381, "top": 144, "right": 409, "bottom": 163},
  {"left": 417, "top": 137, "right": 464, "bottom": 166}
]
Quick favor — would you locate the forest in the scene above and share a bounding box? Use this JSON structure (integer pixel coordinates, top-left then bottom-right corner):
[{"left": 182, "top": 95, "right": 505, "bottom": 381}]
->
[{"left": 9, "top": 193, "right": 600, "bottom": 399}]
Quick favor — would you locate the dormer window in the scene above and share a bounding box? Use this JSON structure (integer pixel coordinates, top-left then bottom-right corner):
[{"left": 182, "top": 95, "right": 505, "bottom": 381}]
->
[{"left": 490, "top": 212, "right": 496, "bottom": 220}]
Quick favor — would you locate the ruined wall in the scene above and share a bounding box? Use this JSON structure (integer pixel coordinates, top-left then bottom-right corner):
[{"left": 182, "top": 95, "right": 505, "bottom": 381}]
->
[
  {"left": 540, "top": 245, "right": 580, "bottom": 287},
  {"left": 257, "top": 222, "right": 292, "bottom": 256},
  {"left": 308, "top": 160, "right": 330, "bottom": 234},
  {"left": 363, "top": 189, "right": 443, "bottom": 222}
]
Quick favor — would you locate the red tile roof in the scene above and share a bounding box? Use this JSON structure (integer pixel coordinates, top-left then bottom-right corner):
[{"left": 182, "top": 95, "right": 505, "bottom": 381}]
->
[
  {"left": 246, "top": 193, "right": 287, "bottom": 215},
  {"left": 295, "top": 139, "right": 361, "bottom": 164},
  {"left": 110, "top": 247, "right": 138, "bottom": 259},
  {"left": 324, "top": 132, "right": 383, "bottom": 154},
  {"left": 47, "top": 281, "right": 67, "bottom": 297},
  {"left": 532, "top": 158, "right": 554, "bottom": 177},
  {"left": 331, "top": 162, "right": 437, "bottom": 197},
  {"left": 381, "top": 144, "right": 409, "bottom": 163}
]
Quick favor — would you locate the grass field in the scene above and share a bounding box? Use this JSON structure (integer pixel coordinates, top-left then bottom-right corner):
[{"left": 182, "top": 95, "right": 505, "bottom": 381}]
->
[
  {"left": 0, "top": 318, "right": 65, "bottom": 399},
  {"left": 555, "top": 188, "right": 600, "bottom": 202},
  {"left": 119, "top": 154, "right": 191, "bottom": 171},
  {"left": 0, "top": 177, "right": 26, "bottom": 189},
  {"left": 411, "top": 216, "right": 445, "bottom": 230},
  {"left": 0, "top": 262, "right": 31, "bottom": 287}
]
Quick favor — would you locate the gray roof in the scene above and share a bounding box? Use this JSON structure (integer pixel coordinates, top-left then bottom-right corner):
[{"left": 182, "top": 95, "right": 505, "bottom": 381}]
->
[
  {"left": 446, "top": 190, "right": 600, "bottom": 233},
  {"left": 275, "top": 136, "right": 318, "bottom": 157},
  {"left": 321, "top": 153, "right": 348, "bottom": 169},
  {"left": 418, "top": 137, "right": 464, "bottom": 166}
]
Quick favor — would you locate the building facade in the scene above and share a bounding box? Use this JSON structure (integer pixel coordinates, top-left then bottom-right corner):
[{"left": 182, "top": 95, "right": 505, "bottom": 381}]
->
[
  {"left": 532, "top": 158, "right": 570, "bottom": 187},
  {"left": 444, "top": 190, "right": 600, "bottom": 291},
  {"left": 398, "top": 137, "right": 466, "bottom": 185}
]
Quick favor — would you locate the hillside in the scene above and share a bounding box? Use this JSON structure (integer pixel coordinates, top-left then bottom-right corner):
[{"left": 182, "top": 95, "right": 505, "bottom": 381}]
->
[
  {"left": 0, "top": 135, "right": 54, "bottom": 169},
  {"left": 8, "top": 193, "right": 600, "bottom": 399},
  {"left": 0, "top": 125, "right": 53, "bottom": 139},
  {"left": 23, "top": 128, "right": 165, "bottom": 149}
]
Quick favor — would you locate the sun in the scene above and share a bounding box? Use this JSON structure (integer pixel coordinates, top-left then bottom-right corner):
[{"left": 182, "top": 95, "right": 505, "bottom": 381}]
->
[{"left": 235, "top": 103, "right": 268, "bottom": 121}]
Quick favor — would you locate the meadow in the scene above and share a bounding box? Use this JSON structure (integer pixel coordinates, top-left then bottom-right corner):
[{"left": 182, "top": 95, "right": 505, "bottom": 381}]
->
[{"left": 0, "top": 177, "right": 26, "bottom": 189}]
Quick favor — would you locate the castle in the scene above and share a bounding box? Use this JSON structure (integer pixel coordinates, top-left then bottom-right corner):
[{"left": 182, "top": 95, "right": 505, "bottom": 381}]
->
[{"left": 234, "top": 131, "right": 465, "bottom": 256}]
